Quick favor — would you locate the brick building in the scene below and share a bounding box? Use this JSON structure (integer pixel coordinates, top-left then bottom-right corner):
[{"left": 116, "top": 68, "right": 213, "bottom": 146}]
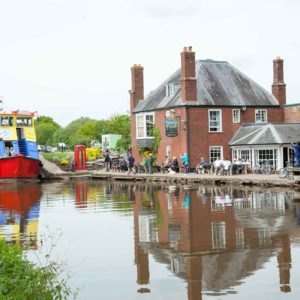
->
[
  {"left": 129, "top": 47, "right": 289, "bottom": 168},
  {"left": 284, "top": 103, "right": 300, "bottom": 122}
]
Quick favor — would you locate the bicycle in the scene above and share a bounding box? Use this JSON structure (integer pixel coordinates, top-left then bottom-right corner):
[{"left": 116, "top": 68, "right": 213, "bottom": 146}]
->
[
  {"left": 252, "top": 160, "right": 273, "bottom": 175},
  {"left": 278, "top": 162, "right": 293, "bottom": 180}
]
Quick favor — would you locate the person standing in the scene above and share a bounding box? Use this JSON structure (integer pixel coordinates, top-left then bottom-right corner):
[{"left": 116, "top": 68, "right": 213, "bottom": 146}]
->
[
  {"left": 293, "top": 142, "right": 300, "bottom": 167},
  {"left": 147, "top": 153, "right": 154, "bottom": 174},
  {"left": 180, "top": 153, "right": 190, "bottom": 174},
  {"left": 104, "top": 152, "right": 111, "bottom": 172},
  {"left": 127, "top": 153, "right": 136, "bottom": 175}
]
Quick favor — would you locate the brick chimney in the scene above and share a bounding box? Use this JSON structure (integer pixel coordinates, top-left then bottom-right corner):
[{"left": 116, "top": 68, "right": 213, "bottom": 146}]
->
[
  {"left": 272, "top": 57, "right": 286, "bottom": 107},
  {"left": 180, "top": 46, "right": 197, "bottom": 103},
  {"left": 130, "top": 64, "right": 144, "bottom": 112}
]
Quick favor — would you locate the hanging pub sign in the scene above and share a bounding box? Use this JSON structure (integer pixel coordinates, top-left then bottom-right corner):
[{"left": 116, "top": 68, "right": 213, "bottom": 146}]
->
[{"left": 165, "top": 118, "right": 178, "bottom": 137}]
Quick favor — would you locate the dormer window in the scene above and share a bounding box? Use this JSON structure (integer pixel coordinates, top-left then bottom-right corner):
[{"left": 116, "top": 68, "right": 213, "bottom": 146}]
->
[{"left": 166, "top": 82, "right": 180, "bottom": 97}]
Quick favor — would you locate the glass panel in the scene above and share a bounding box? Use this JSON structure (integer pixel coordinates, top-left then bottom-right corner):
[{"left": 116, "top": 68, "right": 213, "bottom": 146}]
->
[
  {"left": 255, "top": 110, "right": 267, "bottom": 123},
  {"left": 209, "top": 146, "right": 222, "bottom": 163},
  {"left": 146, "top": 115, "right": 154, "bottom": 137},
  {"left": 16, "top": 117, "right": 32, "bottom": 127},
  {"left": 254, "top": 149, "right": 277, "bottom": 169},
  {"left": 209, "top": 111, "right": 221, "bottom": 132},
  {"left": 233, "top": 109, "right": 240, "bottom": 123},
  {"left": 136, "top": 115, "right": 145, "bottom": 138},
  {"left": 0, "top": 116, "right": 13, "bottom": 126}
]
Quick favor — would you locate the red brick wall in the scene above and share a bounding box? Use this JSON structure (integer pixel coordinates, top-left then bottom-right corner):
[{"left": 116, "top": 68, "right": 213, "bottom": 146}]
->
[
  {"left": 141, "top": 106, "right": 283, "bottom": 167},
  {"left": 181, "top": 47, "right": 197, "bottom": 103},
  {"left": 284, "top": 105, "right": 300, "bottom": 122},
  {"left": 188, "top": 106, "right": 283, "bottom": 166},
  {"left": 131, "top": 106, "right": 283, "bottom": 167},
  {"left": 272, "top": 57, "right": 286, "bottom": 107},
  {"left": 130, "top": 65, "right": 144, "bottom": 162},
  {"left": 140, "top": 108, "right": 188, "bottom": 164}
]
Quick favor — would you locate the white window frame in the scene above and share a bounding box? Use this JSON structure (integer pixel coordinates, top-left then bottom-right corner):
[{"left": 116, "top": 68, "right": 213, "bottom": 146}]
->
[
  {"left": 255, "top": 109, "right": 267, "bottom": 123},
  {"left": 135, "top": 113, "right": 155, "bottom": 139},
  {"left": 209, "top": 146, "right": 223, "bottom": 163},
  {"left": 232, "top": 148, "right": 252, "bottom": 165},
  {"left": 211, "top": 221, "right": 226, "bottom": 250},
  {"left": 232, "top": 109, "right": 240, "bottom": 123},
  {"left": 208, "top": 109, "right": 222, "bottom": 132}
]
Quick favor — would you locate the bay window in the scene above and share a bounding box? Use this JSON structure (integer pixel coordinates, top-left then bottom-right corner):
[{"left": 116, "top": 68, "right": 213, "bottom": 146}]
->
[{"left": 136, "top": 113, "right": 154, "bottom": 139}]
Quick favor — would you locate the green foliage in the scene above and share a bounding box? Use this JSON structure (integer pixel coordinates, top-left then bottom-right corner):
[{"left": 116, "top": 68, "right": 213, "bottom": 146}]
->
[
  {"left": 116, "top": 135, "right": 131, "bottom": 152},
  {"left": 0, "top": 240, "right": 75, "bottom": 299},
  {"left": 53, "top": 117, "right": 93, "bottom": 149},
  {"left": 151, "top": 126, "right": 161, "bottom": 155},
  {"left": 137, "top": 126, "right": 161, "bottom": 164},
  {"left": 35, "top": 114, "right": 131, "bottom": 151},
  {"left": 36, "top": 123, "right": 60, "bottom": 146},
  {"left": 42, "top": 152, "right": 74, "bottom": 164},
  {"left": 35, "top": 116, "right": 60, "bottom": 128},
  {"left": 107, "top": 115, "right": 130, "bottom": 137},
  {"left": 35, "top": 116, "right": 61, "bottom": 146},
  {"left": 108, "top": 115, "right": 131, "bottom": 151}
]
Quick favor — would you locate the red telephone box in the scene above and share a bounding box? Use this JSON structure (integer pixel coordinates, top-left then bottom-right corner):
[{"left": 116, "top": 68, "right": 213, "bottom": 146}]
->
[{"left": 74, "top": 145, "right": 87, "bottom": 171}]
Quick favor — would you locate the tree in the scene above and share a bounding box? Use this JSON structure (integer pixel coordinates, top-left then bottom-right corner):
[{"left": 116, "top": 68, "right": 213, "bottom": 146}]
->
[
  {"left": 35, "top": 116, "right": 61, "bottom": 146},
  {"left": 35, "top": 116, "right": 60, "bottom": 127},
  {"left": 53, "top": 117, "right": 93, "bottom": 149},
  {"left": 107, "top": 114, "right": 130, "bottom": 137},
  {"left": 107, "top": 114, "right": 131, "bottom": 150}
]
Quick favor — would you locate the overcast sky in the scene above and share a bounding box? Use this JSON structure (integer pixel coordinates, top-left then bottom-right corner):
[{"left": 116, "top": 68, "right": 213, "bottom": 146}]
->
[{"left": 0, "top": 0, "right": 299, "bottom": 126}]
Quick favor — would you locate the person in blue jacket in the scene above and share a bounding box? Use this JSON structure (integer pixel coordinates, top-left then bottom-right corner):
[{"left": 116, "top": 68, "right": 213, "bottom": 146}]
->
[
  {"left": 293, "top": 142, "right": 300, "bottom": 167},
  {"left": 180, "top": 153, "right": 190, "bottom": 174}
]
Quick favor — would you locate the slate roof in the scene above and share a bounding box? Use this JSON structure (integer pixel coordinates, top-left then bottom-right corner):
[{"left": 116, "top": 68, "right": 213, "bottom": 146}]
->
[
  {"left": 135, "top": 60, "right": 279, "bottom": 112},
  {"left": 230, "top": 123, "right": 300, "bottom": 146}
]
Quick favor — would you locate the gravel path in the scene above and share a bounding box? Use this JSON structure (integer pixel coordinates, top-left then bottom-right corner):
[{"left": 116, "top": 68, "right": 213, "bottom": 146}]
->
[{"left": 39, "top": 154, "right": 65, "bottom": 176}]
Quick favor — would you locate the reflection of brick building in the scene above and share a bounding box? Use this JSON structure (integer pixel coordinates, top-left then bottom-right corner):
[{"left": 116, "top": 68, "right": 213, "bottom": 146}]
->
[
  {"left": 133, "top": 186, "right": 294, "bottom": 299},
  {"left": 129, "top": 47, "right": 300, "bottom": 168}
]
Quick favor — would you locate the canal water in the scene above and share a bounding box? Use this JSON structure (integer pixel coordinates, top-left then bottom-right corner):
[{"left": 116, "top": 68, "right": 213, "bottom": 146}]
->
[{"left": 1, "top": 180, "right": 300, "bottom": 300}]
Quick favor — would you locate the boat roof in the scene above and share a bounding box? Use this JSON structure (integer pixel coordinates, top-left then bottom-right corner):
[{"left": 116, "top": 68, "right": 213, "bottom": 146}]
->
[{"left": 0, "top": 111, "right": 36, "bottom": 117}]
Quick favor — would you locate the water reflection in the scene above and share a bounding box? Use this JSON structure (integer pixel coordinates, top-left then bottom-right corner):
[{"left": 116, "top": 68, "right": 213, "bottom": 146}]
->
[
  {"left": 0, "top": 183, "right": 41, "bottom": 247},
  {"left": 1, "top": 181, "right": 300, "bottom": 299},
  {"left": 132, "top": 184, "right": 299, "bottom": 298}
]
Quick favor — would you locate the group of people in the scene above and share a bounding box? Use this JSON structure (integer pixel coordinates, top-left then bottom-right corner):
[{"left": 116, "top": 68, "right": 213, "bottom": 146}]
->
[
  {"left": 194, "top": 156, "right": 250, "bottom": 175},
  {"left": 103, "top": 149, "right": 152, "bottom": 175},
  {"left": 102, "top": 148, "right": 251, "bottom": 176},
  {"left": 206, "top": 157, "right": 250, "bottom": 175},
  {"left": 161, "top": 153, "right": 190, "bottom": 174}
]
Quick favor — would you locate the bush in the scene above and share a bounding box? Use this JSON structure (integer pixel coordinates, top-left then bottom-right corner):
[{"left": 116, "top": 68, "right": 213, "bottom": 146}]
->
[
  {"left": 43, "top": 152, "right": 74, "bottom": 164},
  {"left": 86, "top": 148, "right": 102, "bottom": 161},
  {"left": 0, "top": 240, "right": 75, "bottom": 299}
]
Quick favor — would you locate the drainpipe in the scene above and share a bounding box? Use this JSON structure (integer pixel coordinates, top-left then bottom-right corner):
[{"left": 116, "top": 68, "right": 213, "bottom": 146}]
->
[{"left": 186, "top": 106, "right": 190, "bottom": 164}]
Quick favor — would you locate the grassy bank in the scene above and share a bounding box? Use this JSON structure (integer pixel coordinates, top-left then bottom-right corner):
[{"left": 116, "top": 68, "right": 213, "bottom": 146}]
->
[{"left": 0, "top": 240, "right": 75, "bottom": 299}]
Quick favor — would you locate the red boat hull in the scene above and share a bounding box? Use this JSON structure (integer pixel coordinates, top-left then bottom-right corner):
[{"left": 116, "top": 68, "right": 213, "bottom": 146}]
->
[{"left": 0, "top": 156, "right": 39, "bottom": 179}]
